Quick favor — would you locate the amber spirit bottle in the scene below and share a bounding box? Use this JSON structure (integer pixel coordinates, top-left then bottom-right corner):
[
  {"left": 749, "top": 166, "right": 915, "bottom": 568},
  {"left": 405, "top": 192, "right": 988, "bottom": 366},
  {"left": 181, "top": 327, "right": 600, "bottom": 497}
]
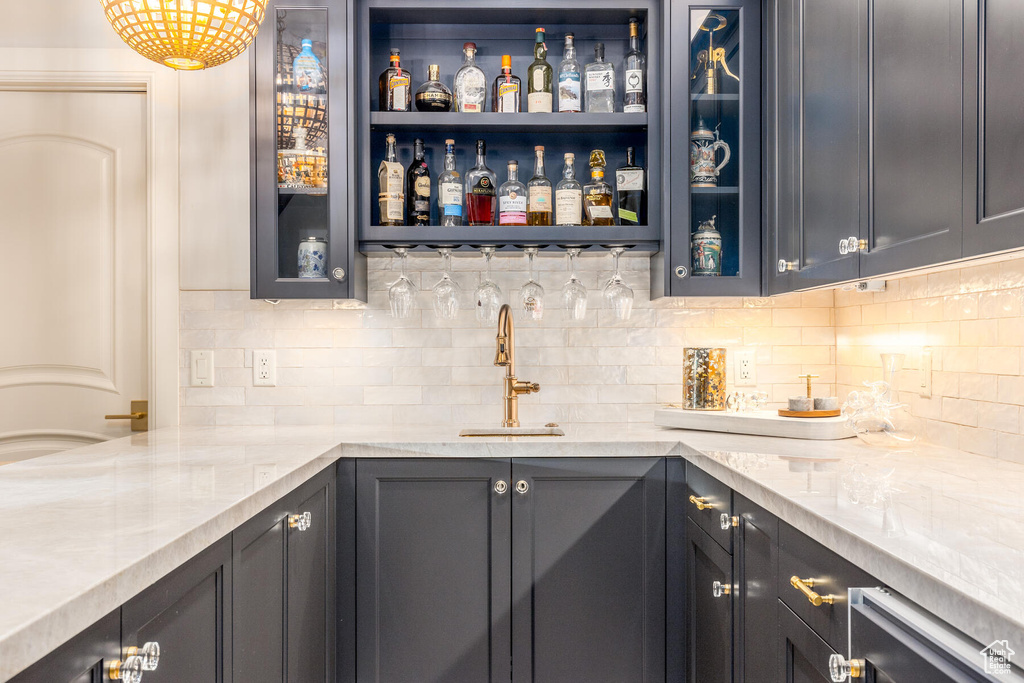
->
[
  {"left": 555, "top": 152, "right": 583, "bottom": 226},
  {"left": 615, "top": 146, "right": 646, "bottom": 225},
  {"left": 465, "top": 139, "right": 497, "bottom": 225},
  {"left": 378, "top": 133, "right": 405, "bottom": 225},
  {"left": 582, "top": 149, "right": 614, "bottom": 226},
  {"left": 527, "top": 28, "right": 553, "bottom": 112},
  {"left": 406, "top": 139, "right": 431, "bottom": 226},
  {"left": 527, "top": 146, "right": 553, "bottom": 226},
  {"left": 415, "top": 64, "right": 453, "bottom": 112},
  {"left": 492, "top": 55, "right": 522, "bottom": 113},
  {"left": 378, "top": 49, "right": 412, "bottom": 112}
]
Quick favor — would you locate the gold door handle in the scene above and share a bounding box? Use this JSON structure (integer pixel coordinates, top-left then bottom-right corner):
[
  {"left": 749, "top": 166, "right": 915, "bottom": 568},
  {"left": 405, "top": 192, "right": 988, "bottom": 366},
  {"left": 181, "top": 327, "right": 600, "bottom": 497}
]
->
[
  {"left": 105, "top": 400, "right": 149, "bottom": 432},
  {"left": 689, "top": 495, "right": 714, "bottom": 511},
  {"left": 105, "top": 413, "right": 146, "bottom": 420},
  {"left": 790, "top": 576, "right": 835, "bottom": 607}
]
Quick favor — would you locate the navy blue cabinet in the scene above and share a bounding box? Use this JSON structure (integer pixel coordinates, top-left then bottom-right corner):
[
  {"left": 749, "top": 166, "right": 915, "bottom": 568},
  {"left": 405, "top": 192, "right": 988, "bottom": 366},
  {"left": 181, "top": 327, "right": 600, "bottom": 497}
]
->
[{"left": 9, "top": 611, "right": 119, "bottom": 683}]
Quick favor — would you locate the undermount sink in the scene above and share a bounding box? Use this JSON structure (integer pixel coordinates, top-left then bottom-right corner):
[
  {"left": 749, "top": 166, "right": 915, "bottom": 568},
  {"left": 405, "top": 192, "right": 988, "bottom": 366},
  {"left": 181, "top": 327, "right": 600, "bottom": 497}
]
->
[{"left": 459, "top": 426, "right": 565, "bottom": 438}]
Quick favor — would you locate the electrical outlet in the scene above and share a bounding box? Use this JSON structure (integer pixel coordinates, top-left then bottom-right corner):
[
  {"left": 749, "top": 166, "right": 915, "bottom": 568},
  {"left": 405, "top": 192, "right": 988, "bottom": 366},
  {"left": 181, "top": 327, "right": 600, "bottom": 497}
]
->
[
  {"left": 191, "top": 350, "right": 215, "bottom": 387},
  {"left": 253, "top": 350, "right": 276, "bottom": 387},
  {"left": 919, "top": 347, "right": 933, "bottom": 397},
  {"left": 253, "top": 464, "right": 277, "bottom": 491},
  {"left": 735, "top": 349, "right": 757, "bottom": 386}
]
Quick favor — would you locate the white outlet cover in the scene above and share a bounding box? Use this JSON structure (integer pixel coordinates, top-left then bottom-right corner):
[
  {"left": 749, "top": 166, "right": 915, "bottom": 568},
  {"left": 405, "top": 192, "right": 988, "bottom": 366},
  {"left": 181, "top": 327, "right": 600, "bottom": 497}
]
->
[
  {"left": 253, "top": 350, "right": 277, "bottom": 387},
  {"left": 191, "top": 350, "right": 215, "bottom": 387},
  {"left": 735, "top": 349, "right": 757, "bottom": 387}
]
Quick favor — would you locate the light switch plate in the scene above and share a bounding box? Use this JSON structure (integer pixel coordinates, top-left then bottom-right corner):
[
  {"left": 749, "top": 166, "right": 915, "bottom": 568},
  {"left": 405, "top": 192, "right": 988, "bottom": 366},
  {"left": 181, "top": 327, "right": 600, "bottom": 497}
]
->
[
  {"left": 735, "top": 349, "right": 757, "bottom": 386},
  {"left": 191, "top": 350, "right": 215, "bottom": 387},
  {"left": 253, "top": 350, "right": 276, "bottom": 387}
]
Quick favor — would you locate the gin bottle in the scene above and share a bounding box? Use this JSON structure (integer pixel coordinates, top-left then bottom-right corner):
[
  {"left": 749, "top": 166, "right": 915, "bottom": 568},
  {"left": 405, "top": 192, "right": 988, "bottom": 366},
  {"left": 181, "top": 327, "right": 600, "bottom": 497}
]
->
[
  {"left": 527, "top": 28, "right": 553, "bottom": 113},
  {"left": 498, "top": 160, "right": 528, "bottom": 226},
  {"left": 454, "top": 42, "right": 487, "bottom": 113},
  {"left": 584, "top": 43, "right": 616, "bottom": 113},
  {"left": 437, "top": 139, "right": 463, "bottom": 226},
  {"left": 555, "top": 153, "right": 583, "bottom": 226},
  {"left": 623, "top": 18, "right": 647, "bottom": 113},
  {"left": 557, "top": 33, "right": 581, "bottom": 113}
]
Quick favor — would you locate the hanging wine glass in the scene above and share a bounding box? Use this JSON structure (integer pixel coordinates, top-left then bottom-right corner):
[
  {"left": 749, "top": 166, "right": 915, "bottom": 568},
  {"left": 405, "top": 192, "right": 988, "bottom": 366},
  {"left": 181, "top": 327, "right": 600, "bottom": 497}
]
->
[
  {"left": 474, "top": 246, "right": 503, "bottom": 323},
  {"left": 431, "top": 248, "right": 462, "bottom": 320},
  {"left": 561, "top": 248, "right": 588, "bottom": 321},
  {"left": 603, "top": 247, "right": 634, "bottom": 321},
  {"left": 518, "top": 247, "right": 545, "bottom": 321},
  {"left": 388, "top": 248, "right": 416, "bottom": 319}
]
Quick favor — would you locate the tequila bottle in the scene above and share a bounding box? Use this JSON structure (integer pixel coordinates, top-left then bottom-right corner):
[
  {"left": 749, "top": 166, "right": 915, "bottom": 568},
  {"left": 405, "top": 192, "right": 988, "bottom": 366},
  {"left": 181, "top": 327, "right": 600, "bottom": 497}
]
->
[
  {"left": 498, "top": 161, "right": 528, "bottom": 226},
  {"left": 378, "top": 49, "right": 411, "bottom": 111},
  {"left": 415, "top": 64, "right": 453, "bottom": 112},
  {"left": 437, "top": 139, "right": 463, "bottom": 227},
  {"left": 557, "top": 33, "right": 582, "bottom": 113},
  {"left": 453, "top": 42, "right": 487, "bottom": 113},
  {"left": 527, "top": 28, "right": 553, "bottom": 113},
  {"left": 582, "top": 149, "right": 614, "bottom": 226},
  {"left": 465, "top": 139, "right": 497, "bottom": 225},
  {"left": 615, "top": 146, "right": 646, "bottom": 225},
  {"left": 378, "top": 133, "right": 405, "bottom": 226},
  {"left": 406, "top": 138, "right": 431, "bottom": 226},
  {"left": 623, "top": 18, "right": 647, "bottom": 113},
  {"left": 584, "top": 43, "right": 616, "bottom": 113},
  {"left": 555, "top": 152, "right": 583, "bottom": 226},
  {"left": 492, "top": 55, "right": 522, "bottom": 113},
  {"left": 527, "top": 146, "right": 553, "bottom": 226}
]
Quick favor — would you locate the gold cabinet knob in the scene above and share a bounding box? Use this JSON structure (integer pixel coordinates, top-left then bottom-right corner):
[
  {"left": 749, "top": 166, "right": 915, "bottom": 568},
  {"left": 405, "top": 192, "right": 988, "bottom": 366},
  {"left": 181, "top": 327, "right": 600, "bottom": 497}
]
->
[
  {"left": 829, "top": 654, "right": 864, "bottom": 681},
  {"left": 790, "top": 576, "right": 835, "bottom": 607},
  {"left": 689, "top": 495, "right": 714, "bottom": 511},
  {"left": 109, "top": 656, "right": 144, "bottom": 682},
  {"left": 288, "top": 512, "right": 312, "bottom": 531}
]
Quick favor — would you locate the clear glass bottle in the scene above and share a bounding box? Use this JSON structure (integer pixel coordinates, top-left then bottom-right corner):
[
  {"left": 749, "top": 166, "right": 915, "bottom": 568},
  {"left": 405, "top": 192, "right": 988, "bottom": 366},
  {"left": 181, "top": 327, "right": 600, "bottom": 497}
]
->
[
  {"left": 293, "top": 39, "right": 326, "bottom": 94},
  {"left": 453, "top": 42, "right": 487, "bottom": 113},
  {"left": 498, "top": 160, "right": 528, "bottom": 226},
  {"left": 555, "top": 152, "right": 583, "bottom": 226},
  {"left": 406, "top": 138, "right": 430, "bottom": 226},
  {"left": 584, "top": 43, "right": 616, "bottom": 113},
  {"left": 415, "top": 64, "right": 453, "bottom": 112},
  {"left": 378, "top": 49, "right": 412, "bottom": 112},
  {"left": 378, "top": 133, "right": 405, "bottom": 226},
  {"left": 437, "top": 139, "right": 463, "bottom": 226},
  {"left": 527, "top": 28, "right": 553, "bottom": 113},
  {"left": 557, "top": 33, "right": 582, "bottom": 113},
  {"left": 527, "top": 146, "right": 553, "bottom": 226},
  {"left": 623, "top": 18, "right": 647, "bottom": 113},
  {"left": 492, "top": 54, "right": 522, "bottom": 113},
  {"left": 465, "top": 139, "right": 497, "bottom": 226},
  {"left": 615, "top": 146, "right": 646, "bottom": 225},
  {"left": 583, "top": 149, "right": 614, "bottom": 226}
]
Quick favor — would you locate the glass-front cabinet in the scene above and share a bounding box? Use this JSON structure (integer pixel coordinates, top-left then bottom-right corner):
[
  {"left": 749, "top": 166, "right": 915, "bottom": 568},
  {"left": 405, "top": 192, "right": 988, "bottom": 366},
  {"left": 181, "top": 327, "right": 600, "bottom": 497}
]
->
[{"left": 252, "top": 0, "right": 366, "bottom": 300}]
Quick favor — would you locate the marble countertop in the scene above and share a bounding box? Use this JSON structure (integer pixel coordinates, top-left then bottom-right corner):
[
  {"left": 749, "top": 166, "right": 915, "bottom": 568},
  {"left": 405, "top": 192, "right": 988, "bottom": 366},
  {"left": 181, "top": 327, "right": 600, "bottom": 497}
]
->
[{"left": 0, "top": 424, "right": 1021, "bottom": 679}]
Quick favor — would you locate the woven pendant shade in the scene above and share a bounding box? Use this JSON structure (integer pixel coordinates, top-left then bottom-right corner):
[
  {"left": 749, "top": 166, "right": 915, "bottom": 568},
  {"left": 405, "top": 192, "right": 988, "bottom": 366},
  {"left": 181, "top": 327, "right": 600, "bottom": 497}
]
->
[{"left": 101, "top": 0, "right": 269, "bottom": 70}]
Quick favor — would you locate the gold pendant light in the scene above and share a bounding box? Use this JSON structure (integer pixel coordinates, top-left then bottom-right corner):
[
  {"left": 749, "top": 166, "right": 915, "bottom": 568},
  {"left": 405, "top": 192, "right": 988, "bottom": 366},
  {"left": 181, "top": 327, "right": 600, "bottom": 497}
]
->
[{"left": 101, "top": 1, "right": 269, "bottom": 71}]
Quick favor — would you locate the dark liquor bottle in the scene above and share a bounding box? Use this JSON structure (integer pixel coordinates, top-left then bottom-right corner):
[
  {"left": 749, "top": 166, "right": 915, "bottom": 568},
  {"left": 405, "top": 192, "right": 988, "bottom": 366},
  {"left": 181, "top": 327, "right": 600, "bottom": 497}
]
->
[
  {"left": 406, "top": 139, "right": 431, "bottom": 225},
  {"left": 615, "top": 146, "right": 646, "bottom": 225},
  {"left": 378, "top": 133, "right": 405, "bottom": 226},
  {"left": 492, "top": 55, "right": 522, "bottom": 113},
  {"left": 415, "top": 64, "right": 453, "bottom": 112},
  {"left": 465, "top": 139, "right": 497, "bottom": 226},
  {"left": 623, "top": 18, "right": 647, "bottom": 113},
  {"left": 378, "top": 49, "right": 412, "bottom": 111}
]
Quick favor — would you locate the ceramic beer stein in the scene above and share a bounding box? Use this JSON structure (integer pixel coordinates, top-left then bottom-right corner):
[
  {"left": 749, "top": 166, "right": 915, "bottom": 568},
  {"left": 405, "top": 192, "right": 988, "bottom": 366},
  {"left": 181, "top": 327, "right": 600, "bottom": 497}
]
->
[
  {"left": 691, "top": 214, "right": 723, "bottom": 276},
  {"left": 690, "top": 118, "right": 731, "bottom": 187}
]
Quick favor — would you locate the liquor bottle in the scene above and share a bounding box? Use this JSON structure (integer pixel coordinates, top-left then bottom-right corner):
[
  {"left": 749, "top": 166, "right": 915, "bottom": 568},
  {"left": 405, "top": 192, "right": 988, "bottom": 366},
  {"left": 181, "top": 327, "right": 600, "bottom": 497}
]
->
[
  {"left": 378, "top": 49, "right": 412, "bottom": 112},
  {"left": 584, "top": 43, "right": 616, "bottom": 113},
  {"left": 454, "top": 42, "right": 487, "bottom": 113},
  {"left": 465, "top": 139, "right": 497, "bottom": 225},
  {"left": 557, "top": 33, "right": 582, "bottom": 113},
  {"left": 527, "top": 146, "right": 553, "bottom": 226},
  {"left": 582, "top": 149, "right": 614, "bottom": 226},
  {"left": 623, "top": 18, "right": 647, "bottom": 113},
  {"left": 498, "top": 160, "right": 528, "bottom": 226},
  {"left": 406, "top": 138, "right": 431, "bottom": 226},
  {"left": 615, "top": 146, "right": 646, "bottom": 225},
  {"left": 526, "top": 28, "right": 553, "bottom": 113},
  {"left": 437, "top": 139, "right": 463, "bottom": 226},
  {"left": 555, "top": 152, "right": 583, "bottom": 226},
  {"left": 415, "top": 64, "right": 453, "bottom": 112},
  {"left": 378, "top": 133, "right": 405, "bottom": 226},
  {"left": 293, "top": 39, "right": 326, "bottom": 94},
  {"left": 492, "top": 55, "right": 522, "bottom": 113}
]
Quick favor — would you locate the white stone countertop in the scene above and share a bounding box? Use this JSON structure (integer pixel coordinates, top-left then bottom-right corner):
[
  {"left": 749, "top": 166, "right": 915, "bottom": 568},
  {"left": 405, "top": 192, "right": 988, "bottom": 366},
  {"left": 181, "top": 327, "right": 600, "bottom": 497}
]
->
[{"left": 0, "top": 424, "right": 1021, "bottom": 680}]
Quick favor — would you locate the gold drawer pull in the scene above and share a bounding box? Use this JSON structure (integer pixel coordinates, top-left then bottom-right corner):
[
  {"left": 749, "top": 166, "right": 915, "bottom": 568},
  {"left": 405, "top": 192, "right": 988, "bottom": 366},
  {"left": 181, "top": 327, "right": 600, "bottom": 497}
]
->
[
  {"left": 790, "top": 576, "right": 835, "bottom": 607},
  {"left": 689, "top": 495, "right": 714, "bottom": 511}
]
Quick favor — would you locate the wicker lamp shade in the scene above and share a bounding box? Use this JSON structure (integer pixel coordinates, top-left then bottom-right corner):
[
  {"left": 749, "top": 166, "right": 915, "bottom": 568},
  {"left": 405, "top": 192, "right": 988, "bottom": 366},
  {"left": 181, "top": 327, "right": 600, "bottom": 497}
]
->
[{"left": 101, "top": 0, "right": 269, "bottom": 70}]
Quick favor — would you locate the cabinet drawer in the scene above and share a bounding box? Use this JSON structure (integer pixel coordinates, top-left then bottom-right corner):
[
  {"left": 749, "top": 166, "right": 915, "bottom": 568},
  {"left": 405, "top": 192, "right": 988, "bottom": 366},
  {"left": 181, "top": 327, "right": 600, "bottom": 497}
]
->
[
  {"left": 684, "top": 462, "right": 733, "bottom": 552},
  {"left": 778, "top": 522, "right": 876, "bottom": 651}
]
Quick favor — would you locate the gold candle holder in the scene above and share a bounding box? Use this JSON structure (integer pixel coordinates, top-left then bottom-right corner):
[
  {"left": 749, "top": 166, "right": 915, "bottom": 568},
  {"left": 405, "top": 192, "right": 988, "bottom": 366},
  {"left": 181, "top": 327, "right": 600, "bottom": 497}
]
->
[{"left": 682, "top": 347, "right": 727, "bottom": 411}]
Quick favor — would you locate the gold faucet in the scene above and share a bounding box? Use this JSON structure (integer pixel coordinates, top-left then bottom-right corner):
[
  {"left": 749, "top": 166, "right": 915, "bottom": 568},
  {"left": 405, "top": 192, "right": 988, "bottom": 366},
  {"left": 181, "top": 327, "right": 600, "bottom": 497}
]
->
[{"left": 494, "top": 303, "right": 540, "bottom": 427}]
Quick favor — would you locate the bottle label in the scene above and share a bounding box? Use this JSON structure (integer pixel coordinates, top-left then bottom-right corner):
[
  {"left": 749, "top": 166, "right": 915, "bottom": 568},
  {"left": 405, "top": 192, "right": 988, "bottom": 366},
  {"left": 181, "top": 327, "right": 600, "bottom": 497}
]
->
[
  {"left": 555, "top": 189, "right": 582, "bottom": 225},
  {"left": 625, "top": 68, "right": 643, "bottom": 94},
  {"left": 471, "top": 176, "right": 495, "bottom": 196},
  {"left": 586, "top": 68, "right": 614, "bottom": 92},
  {"left": 623, "top": 104, "right": 646, "bottom": 113},
  {"left": 443, "top": 204, "right": 463, "bottom": 217},
  {"left": 528, "top": 92, "right": 552, "bottom": 112},
  {"left": 586, "top": 203, "right": 614, "bottom": 219},
  {"left": 499, "top": 193, "right": 527, "bottom": 224},
  {"left": 389, "top": 75, "right": 410, "bottom": 110},
  {"left": 414, "top": 176, "right": 431, "bottom": 197},
  {"left": 618, "top": 208, "right": 639, "bottom": 223},
  {"left": 440, "top": 182, "right": 463, "bottom": 207},
  {"left": 528, "top": 185, "right": 552, "bottom": 212},
  {"left": 558, "top": 72, "right": 581, "bottom": 111},
  {"left": 532, "top": 69, "right": 545, "bottom": 91},
  {"left": 414, "top": 200, "right": 430, "bottom": 211},
  {"left": 461, "top": 102, "right": 481, "bottom": 113},
  {"left": 498, "top": 82, "right": 520, "bottom": 112},
  {"left": 417, "top": 92, "right": 451, "bottom": 105},
  {"left": 379, "top": 192, "right": 404, "bottom": 220},
  {"left": 379, "top": 161, "right": 404, "bottom": 194},
  {"left": 616, "top": 169, "right": 644, "bottom": 191}
]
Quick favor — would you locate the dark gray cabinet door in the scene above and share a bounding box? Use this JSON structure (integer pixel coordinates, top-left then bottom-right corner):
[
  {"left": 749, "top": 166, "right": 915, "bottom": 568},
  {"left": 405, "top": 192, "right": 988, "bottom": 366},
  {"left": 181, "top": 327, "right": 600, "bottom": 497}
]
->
[
  {"left": 766, "top": 0, "right": 866, "bottom": 293},
  {"left": 686, "top": 518, "right": 732, "bottom": 683},
  {"left": 9, "top": 610, "right": 119, "bottom": 683},
  {"left": 861, "top": 0, "right": 964, "bottom": 276},
  {"left": 734, "top": 494, "right": 778, "bottom": 683},
  {"left": 778, "top": 603, "right": 837, "bottom": 683},
  {"left": 121, "top": 536, "right": 232, "bottom": 683},
  {"left": 963, "top": 0, "right": 1024, "bottom": 256},
  {"left": 511, "top": 458, "right": 665, "bottom": 683},
  {"left": 355, "top": 459, "right": 512, "bottom": 683}
]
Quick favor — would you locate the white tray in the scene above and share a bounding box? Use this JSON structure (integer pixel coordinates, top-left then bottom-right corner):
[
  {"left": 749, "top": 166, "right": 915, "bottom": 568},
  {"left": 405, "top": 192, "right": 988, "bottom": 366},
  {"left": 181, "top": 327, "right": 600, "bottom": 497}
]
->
[{"left": 654, "top": 408, "right": 854, "bottom": 440}]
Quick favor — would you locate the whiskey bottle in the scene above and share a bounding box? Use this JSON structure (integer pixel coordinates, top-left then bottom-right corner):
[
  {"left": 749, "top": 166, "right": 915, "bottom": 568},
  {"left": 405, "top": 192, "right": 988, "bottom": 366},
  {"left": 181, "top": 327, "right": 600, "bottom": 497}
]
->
[
  {"left": 584, "top": 43, "right": 616, "bottom": 113},
  {"left": 555, "top": 152, "right": 583, "bottom": 226},
  {"left": 615, "top": 146, "right": 646, "bottom": 225},
  {"left": 582, "top": 149, "right": 614, "bottom": 226},
  {"left": 623, "top": 18, "right": 647, "bottom": 113},
  {"left": 527, "top": 28, "right": 553, "bottom": 113},
  {"left": 498, "top": 160, "right": 528, "bottom": 226},
  {"left": 378, "top": 133, "right": 405, "bottom": 226},
  {"left": 454, "top": 42, "right": 487, "bottom": 113},
  {"left": 437, "top": 139, "right": 463, "bottom": 227},
  {"left": 492, "top": 55, "right": 522, "bottom": 113},
  {"left": 527, "top": 146, "right": 553, "bottom": 226},
  {"left": 465, "top": 139, "right": 497, "bottom": 225},
  {"left": 406, "top": 138, "right": 431, "bottom": 226},
  {"left": 378, "top": 49, "right": 412, "bottom": 112},
  {"left": 415, "top": 64, "right": 453, "bottom": 112},
  {"left": 557, "top": 33, "right": 582, "bottom": 113}
]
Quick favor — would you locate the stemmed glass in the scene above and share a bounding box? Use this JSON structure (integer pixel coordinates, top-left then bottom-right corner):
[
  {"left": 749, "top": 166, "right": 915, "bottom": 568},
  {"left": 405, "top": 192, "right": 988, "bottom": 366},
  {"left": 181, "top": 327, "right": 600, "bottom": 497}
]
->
[
  {"left": 388, "top": 248, "right": 416, "bottom": 319},
  {"left": 603, "top": 247, "right": 634, "bottom": 321},
  {"left": 474, "top": 247, "right": 503, "bottom": 323},
  {"left": 518, "top": 247, "right": 545, "bottom": 321},
  {"left": 562, "top": 248, "right": 588, "bottom": 321},
  {"left": 431, "top": 248, "right": 461, "bottom": 320}
]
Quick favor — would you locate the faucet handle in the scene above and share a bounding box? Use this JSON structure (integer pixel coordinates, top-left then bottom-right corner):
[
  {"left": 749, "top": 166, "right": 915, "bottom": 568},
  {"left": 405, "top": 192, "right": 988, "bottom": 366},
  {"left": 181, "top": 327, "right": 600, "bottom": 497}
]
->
[{"left": 514, "top": 381, "right": 540, "bottom": 394}]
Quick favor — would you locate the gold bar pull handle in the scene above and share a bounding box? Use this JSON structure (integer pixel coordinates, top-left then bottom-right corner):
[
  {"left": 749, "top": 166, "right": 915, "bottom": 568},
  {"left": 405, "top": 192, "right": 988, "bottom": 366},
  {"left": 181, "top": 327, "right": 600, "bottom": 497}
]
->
[
  {"left": 689, "top": 495, "right": 714, "bottom": 511},
  {"left": 790, "top": 576, "right": 835, "bottom": 607},
  {"left": 105, "top": 400, "right": 149, "bottom": 432}
]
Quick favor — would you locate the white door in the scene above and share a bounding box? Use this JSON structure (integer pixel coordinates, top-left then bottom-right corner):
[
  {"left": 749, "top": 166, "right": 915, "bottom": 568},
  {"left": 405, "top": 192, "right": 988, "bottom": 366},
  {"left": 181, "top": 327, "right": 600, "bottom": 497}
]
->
[{"left": 0, "top": 89, "right": 149, "bottom": 462}]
